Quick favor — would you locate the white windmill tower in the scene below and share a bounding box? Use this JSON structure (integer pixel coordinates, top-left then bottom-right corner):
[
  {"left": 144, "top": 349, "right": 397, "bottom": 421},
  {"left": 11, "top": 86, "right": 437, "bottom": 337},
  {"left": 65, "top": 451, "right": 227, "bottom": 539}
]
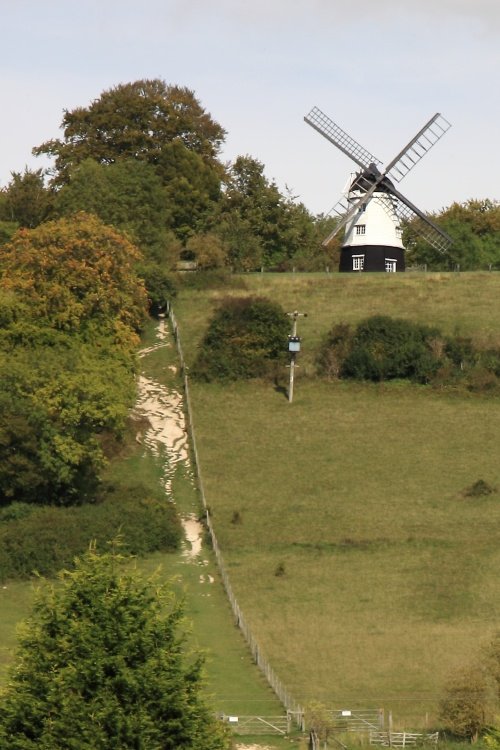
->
[{"left": 304, "top": 107, "right": 453, "bottom": 272}]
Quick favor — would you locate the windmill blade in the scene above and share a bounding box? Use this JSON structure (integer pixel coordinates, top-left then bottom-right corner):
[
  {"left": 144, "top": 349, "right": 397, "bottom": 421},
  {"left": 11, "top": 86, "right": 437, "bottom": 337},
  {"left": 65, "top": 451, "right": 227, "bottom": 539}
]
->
[
  {"left": 304, "top": 107, "right": 382, "bottom": 171},
  {"left": 389, "top": 185, "right": 452, "bottom": 253},
  {"left": 322, "top": 182, "right": 381, "bottom": 247},
  {"left": 385, "top": 113, "right": 451, "bottom": 183}
]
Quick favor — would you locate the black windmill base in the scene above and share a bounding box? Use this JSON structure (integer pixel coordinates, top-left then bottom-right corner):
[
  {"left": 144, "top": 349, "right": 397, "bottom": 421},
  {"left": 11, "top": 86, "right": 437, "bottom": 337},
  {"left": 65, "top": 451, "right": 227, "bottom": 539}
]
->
[{"left": 339, "top": 245, "right": 406, "bottom": 273}]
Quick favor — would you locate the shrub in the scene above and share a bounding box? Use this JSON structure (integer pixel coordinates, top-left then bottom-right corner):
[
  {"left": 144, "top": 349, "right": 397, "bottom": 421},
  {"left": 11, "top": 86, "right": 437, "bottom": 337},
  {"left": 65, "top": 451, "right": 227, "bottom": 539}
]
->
[
  {"left": 316, "top": 322, "right": 353, "bottom": 379},
  {"left": 318, "top": 315, "right": 443, "bottom": 383},
  {"left": 191, "top": 295, "right": 289, "bottom": 382},
  {"left": 0, "top": 481, "right": 181, "bottom": 581},
  {"left": 439, "top": 665, "right": 493, "bottom": 741}
]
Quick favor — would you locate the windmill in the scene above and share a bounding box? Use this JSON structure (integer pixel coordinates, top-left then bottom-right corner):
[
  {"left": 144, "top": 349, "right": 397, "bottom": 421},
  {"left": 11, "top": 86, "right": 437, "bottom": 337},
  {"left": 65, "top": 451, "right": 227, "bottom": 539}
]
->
[{"left": 304, "top": 107, "right": 452, "bottom": 272}]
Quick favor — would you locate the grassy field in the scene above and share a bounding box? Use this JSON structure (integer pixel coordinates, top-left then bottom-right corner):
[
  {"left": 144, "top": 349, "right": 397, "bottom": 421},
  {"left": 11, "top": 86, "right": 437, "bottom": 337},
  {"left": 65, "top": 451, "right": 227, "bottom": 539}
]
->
[{"left": 174, "top": 272, "right": 500, "bottom": 728}]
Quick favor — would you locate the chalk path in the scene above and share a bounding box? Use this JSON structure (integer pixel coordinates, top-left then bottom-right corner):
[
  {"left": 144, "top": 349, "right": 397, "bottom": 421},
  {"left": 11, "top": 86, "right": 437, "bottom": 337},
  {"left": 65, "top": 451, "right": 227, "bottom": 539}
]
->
[{"left": 135, "top": 318, "right": 211, "bottom": 576}]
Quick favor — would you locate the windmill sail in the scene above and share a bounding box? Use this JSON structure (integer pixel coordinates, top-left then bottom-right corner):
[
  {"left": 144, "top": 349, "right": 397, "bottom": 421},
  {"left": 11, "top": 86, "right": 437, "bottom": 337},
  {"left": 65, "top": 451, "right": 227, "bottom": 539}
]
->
[
  {"left": 389, "top": 186, "right": 452, "bottom": 253},
  {"left": 304, "top": 107, "right": 381, "bottom": 171},
  {"left": 385, "top": 113, "right": 451, "bottom": 183}
]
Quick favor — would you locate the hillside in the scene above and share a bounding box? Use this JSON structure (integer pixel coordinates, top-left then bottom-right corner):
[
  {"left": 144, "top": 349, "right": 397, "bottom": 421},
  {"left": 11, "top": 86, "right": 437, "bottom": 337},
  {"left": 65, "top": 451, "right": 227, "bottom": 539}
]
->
[{"left": 174, "top": 271, "right": 500, "bottom": 727}]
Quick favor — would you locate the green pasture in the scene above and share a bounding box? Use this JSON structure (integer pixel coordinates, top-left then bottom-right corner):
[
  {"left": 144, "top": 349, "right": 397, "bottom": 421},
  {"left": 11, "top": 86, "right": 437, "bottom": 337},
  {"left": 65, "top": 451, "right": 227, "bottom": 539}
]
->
[{"left": 174, "top": 272, "right": 500, "bottom": 728}]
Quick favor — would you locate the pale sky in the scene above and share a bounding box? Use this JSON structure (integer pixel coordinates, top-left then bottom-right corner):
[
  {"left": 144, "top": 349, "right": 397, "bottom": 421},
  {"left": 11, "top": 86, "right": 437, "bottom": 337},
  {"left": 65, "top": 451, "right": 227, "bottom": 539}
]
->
[{"left": 1, "top": 0, "right": 499, "bottom": 216}]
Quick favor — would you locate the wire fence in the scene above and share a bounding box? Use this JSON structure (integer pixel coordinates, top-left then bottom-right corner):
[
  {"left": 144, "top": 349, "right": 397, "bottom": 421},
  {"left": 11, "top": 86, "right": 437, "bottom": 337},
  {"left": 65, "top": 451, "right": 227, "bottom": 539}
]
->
[{"left": 166, "top": 303, "right": 305, "bottom": 725}]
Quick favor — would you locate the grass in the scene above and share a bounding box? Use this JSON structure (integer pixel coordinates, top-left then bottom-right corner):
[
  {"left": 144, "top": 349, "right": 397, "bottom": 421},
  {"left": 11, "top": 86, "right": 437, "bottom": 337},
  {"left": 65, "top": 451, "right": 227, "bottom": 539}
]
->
[{"left": 173, "top": 271, "right": 500, "bottom": 728}]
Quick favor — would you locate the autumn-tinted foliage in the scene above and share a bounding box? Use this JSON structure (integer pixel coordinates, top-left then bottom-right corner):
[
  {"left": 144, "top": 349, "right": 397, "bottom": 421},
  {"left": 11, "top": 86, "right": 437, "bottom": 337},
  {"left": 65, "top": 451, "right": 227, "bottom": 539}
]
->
[
  {"left": 192, "top": 296, "right": 289, "bottom": 381},
  {"left": 0, "top": 215, "right": 148, "bottom": 506},
  {"left": 0, "top": 212, "right": 147, "bottom": 339}
]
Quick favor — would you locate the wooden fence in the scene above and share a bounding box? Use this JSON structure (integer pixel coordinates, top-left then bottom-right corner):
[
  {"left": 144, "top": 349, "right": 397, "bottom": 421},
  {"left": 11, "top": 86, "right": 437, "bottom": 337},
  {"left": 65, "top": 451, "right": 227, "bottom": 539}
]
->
[{"left": 166, "top": 304, "right": 304, "bottom": 726}]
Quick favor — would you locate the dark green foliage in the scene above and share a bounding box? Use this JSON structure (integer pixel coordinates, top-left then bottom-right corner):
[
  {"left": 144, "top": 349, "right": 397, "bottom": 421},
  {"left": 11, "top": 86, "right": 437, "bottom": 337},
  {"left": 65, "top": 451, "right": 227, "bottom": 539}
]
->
[
  {"left": 53, "top": 158, "right": 172, "bottom": 262},
  {"left": 0, "top": 543, "right": 230, "bottom": 749},
  {"left": 318, "top": 316, "right": 443, "bottom": 384},
  {"left": 0, "top": 168, "right": 53, "bottom": 228},
  {"left": 0, "top": 481, "right": 181, "bottom": 581},
  {"left": 138, "top": 263, "right": 178, "bottom": 316},
  {"left": 192, "top": 295, "right": 289, "bottom": 381},
  {"left": 216, "top": 156, "right": 319, "bottom": 270},
  {"left": 317, "top": 315, "right": 500, "bottom": 389},
  {"left": 407, "top": 199, "right": 500, "bottom": 271}
]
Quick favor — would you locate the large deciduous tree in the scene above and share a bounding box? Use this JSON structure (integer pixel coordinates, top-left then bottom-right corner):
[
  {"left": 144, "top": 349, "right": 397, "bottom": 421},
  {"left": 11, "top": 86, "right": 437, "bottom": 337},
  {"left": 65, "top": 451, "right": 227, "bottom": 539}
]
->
[
  {"left": 0, "top": 543, "right": 230, "bottom": 749},
  {"left": 33, "top": 80, "right": 226, "bottom": 186},
  {"left": 0, "top": 212, "right": 147, "bottom": 340}
]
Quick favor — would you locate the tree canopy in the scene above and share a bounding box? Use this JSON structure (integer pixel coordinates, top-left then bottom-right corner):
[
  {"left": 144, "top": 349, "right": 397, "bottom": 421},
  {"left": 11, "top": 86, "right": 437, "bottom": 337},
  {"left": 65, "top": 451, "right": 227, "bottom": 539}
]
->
[
  {"left": 34, "top": 80, "right": 226, "bottom": 186},
  {"left": 0, "top": 542, "right": 230, "bottom": 749},
  {"left": 0, "top": 212, "right": 147, "bottom": 339},
  {"left": 0, "top": 215, "right": 147, "bottom": 505},
  {"left": 407, "top": 199, "right": 500, "bottom": 270}
]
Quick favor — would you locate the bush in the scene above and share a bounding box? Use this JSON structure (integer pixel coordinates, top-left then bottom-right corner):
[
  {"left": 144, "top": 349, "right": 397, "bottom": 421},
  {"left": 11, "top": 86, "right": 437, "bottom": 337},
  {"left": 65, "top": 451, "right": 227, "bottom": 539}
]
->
[
  {"left": 0, "top": 481, "right": 181, "bottom": 581},
  {"left": 318, "top": 316, "right": 443, "bottom": 384},
  {"left": 317, "top": 315, "right": 500, "bottom": 389},
  {"left": 439, "top": 665, "right": 493, "bottom": 741},
  {"left": 191, "top": 295, "right": 289, "bottom": 382}
]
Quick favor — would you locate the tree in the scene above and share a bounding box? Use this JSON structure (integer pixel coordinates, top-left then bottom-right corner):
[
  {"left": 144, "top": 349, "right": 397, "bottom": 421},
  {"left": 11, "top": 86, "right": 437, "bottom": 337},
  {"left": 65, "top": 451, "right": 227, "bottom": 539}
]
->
[
  {"left": 406, "top": 199, "right": 500, "bottom": 270},
  {"left": 157, "top": 140, "right": 222, "bottom": 240},
  {"left": 0, "top": 213, "right": 147, "bottom": 340},
  {"left": 217, "top": 155, "right": 318, "bottom": 269},
  {"left": 0, "top": 542, "right": 230, "bottom": 749},
  {"left": 185, "top": 233, "right": 228, "bottom": 269},
  {"left": 34, "top": 80, "right": 226, "bottom": 186},
  {"left": 0, "top": 340, "right": 136, "bottom": 505},
  {"left": 53, "top": 158, "right": 171, "bottom": 264},
  {"left": 0, "top": 168, "right": 53, "bottom": 228}
]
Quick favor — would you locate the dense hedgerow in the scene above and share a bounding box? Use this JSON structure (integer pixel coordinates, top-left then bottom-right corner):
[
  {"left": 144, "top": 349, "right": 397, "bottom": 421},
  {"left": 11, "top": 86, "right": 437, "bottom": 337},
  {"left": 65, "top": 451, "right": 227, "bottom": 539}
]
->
[
  {"left": 191, "top": 295, "right": 289, "bottom": 381},
  {"left": 0, "top": 482, "right": 181, "bottom": 581},
  {"left": 317, "top": 315, "right": 500, "bottom": 389}
]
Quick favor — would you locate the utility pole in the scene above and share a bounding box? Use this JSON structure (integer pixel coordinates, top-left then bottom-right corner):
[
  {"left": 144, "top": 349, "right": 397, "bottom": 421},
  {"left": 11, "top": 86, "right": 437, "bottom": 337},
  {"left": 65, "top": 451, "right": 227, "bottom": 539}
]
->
[{"left": 287, "top": 310, "right": 307, "bottom": 403}]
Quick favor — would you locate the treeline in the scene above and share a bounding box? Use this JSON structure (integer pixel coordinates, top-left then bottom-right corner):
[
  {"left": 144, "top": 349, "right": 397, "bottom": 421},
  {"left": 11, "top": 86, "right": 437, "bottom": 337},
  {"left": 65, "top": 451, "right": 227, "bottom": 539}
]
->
[
  {"left": 0, "top": 78, "right": 498, "bottom": 275},
  {"left": 0, "top": 212, "right": 181, "bottom": 578}
]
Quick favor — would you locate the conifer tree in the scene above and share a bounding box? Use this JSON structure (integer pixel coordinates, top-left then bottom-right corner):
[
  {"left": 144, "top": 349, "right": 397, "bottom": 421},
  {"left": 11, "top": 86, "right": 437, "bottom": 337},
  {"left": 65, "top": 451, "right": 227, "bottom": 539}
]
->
[{"left": 0, "top": 542, "right": 230, "bottom": 749}]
